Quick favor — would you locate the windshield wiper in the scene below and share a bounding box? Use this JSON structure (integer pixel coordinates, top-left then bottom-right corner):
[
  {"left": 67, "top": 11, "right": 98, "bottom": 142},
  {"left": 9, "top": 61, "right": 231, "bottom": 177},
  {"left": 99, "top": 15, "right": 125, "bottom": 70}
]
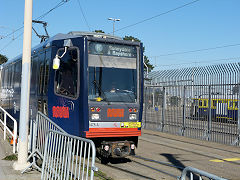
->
[
  {"left": 119, "top": 90, "right": 135, "bottom": 103},
  {"left": 92, "top": 80, "right": 110, "bottom": 104}
]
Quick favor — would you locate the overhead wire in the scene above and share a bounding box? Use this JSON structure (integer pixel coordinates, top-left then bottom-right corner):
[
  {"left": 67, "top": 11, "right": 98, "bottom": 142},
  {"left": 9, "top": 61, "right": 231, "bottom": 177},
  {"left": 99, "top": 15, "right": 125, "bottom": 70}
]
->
[
  {"left": 0, "top": 26, "right": 24, "bottom": 41},
  {"left": 35, "top": 1, "right": 67, "bottom": 21},
  {"left": 2, "top": 0, "right": 239, "bottom": 64},
  {"left": 150, "top": 43, "right": 240, "bottom": 57},
  {"left": 76, "top": 0, "right": 91, "bottom": 31},
  {"left": 0, "top": 0, "right": 69, "bottom": 53},
  {"left": 0, "top": 33, "right": 23, "bottom": 53},
  {"left": 0, "top": 0, "right": 68, "bottom": 41},
  {"left": 114, "top": 0, "right": 201, "bottom": 33}
]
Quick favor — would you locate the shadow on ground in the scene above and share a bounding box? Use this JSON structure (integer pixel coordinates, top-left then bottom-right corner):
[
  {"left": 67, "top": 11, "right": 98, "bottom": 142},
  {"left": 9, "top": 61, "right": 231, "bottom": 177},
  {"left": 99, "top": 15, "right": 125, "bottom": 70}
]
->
[{"left": 161, "top": 153, "right": 199, "bottom": 180}]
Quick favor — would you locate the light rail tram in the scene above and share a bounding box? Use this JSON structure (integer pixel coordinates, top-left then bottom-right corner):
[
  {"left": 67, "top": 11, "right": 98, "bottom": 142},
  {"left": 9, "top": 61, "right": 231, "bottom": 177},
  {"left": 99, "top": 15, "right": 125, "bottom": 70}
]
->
[{"left": 0, "top": 31, "right": 144, "bottom": 160}]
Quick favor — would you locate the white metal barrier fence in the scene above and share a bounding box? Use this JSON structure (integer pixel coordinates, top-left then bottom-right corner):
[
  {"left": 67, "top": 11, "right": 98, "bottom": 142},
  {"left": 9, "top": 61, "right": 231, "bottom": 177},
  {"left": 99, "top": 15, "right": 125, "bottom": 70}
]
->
[
  {"left": 41, "top": 130, "right": 98, "bottom": 180},
  {"left": 23, "top": 111, "right": 66, "bottom": 172},
  {"left": 0, "top": 106, "right": 18, "bottom": 153},
  {"left": 180, "top": 166, "right": 228, "bottom": 180}
]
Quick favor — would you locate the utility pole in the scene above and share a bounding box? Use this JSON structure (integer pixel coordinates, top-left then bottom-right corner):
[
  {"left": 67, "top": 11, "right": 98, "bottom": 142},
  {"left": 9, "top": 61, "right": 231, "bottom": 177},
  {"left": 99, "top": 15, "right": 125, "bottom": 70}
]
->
[{"left": 13, "top": 0, "right": 33, "bottom": 171}]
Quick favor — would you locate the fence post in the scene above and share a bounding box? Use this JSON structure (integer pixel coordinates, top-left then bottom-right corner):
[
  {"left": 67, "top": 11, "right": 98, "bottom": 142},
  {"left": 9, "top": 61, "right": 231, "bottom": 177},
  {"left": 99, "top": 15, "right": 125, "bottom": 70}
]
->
[
  {"left": 182, "top": 86, "right": 186, "bottom": 136},
  {"left": 152, "top": 88, "right": 155, "bottom": 108},
  {"left": 161, "top": 87, "right": 166, "bottom": 131},
  {"left": 4, "top": 112, "right": 6, "bottom": 140},
  {"left": 237, "top": 83, "right": 240, "bottom": 146},
  {"left": 232, "top": 83, "right": 240, "bottom": 146},
  {"left": 207, "top": 85, "right": 212, "bottom": 141},
  {"left": 143, "top": 87, "right": 147, "bottom": 128}
]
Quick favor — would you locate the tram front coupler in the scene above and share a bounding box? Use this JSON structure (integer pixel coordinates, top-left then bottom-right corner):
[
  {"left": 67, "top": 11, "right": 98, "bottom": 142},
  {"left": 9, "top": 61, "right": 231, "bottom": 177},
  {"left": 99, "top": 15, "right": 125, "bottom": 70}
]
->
[{"left": 100, "top": 141, "right": 135, "bottom": 158}]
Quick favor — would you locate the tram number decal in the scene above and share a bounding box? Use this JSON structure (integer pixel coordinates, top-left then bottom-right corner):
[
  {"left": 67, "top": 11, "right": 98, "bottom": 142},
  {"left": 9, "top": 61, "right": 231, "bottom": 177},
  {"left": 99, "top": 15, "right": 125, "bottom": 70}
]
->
[
  {"left": 52, "top": 106, "right": 69, "bottom": 118},
  {"left": 107, "top": 108, "right": 124, "bottom": 118}
]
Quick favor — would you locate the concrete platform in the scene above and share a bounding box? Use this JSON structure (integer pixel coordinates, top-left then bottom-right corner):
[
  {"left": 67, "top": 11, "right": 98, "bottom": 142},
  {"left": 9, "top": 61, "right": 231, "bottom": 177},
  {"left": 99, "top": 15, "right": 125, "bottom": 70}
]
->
[{"left": 0, "top": 127, "right": 41, "bottom": 180}]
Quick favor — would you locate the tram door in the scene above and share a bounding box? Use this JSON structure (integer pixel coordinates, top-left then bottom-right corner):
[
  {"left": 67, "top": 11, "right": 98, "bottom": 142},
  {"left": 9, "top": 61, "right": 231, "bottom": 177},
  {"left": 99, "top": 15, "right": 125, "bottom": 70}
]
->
[{"left": 38, "top": 49, "right": 51, "bottom": 116}]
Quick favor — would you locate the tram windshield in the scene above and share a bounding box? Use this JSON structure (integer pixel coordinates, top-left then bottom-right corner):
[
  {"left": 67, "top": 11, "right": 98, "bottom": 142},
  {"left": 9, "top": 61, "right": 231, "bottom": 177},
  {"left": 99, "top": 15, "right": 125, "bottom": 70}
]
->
[{"left": 88, "top": 42, "right": 138, "bottom": 103}]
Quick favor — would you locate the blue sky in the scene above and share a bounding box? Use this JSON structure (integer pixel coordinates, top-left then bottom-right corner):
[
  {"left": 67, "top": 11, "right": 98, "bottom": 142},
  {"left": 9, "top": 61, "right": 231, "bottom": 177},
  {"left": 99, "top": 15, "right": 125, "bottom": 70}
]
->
[{"left": 1, "top": 0, "right": 240, "bottom": 70}]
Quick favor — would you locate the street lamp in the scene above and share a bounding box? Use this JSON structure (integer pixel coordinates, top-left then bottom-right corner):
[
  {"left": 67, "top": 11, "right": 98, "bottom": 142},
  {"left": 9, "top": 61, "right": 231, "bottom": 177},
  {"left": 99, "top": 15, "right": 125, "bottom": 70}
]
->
[{"left": 108, "top": 18, "right": 120, "bottom": 36}]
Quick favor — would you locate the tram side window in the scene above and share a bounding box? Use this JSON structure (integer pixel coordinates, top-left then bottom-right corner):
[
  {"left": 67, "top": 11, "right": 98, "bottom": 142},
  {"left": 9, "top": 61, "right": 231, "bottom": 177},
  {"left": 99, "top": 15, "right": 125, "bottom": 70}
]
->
[
  {"left": 193, "top": 99, "right": 198, "bottom": 106},
  {"left": 54, "top": 48, "right": 79, "bottom": 99},
  {"left": 9, "top": 65, "right": 14, "bottom": 88},
  {"left": 1, "top": 69, "right": 5, "bottom": 88},
  {"left": 212, "top": 100, "right": 217, "bottom": 107},
  {"left": 38, "top": 62, "right": 44, "bottom": 94},
  {"left": 235, "top": 101, "right": 238, "bottom": 108},
  {"left": 14, "top": 61, "right": 21, "bottom": 89},
  {"left": 31, "top": 55, "right": 38, "bottom": 94},
  {"left": 229, "top": 101, "right": 233, "bottom": 108},
  {"left": 43, "top": 50, "right": 51, "bottom": 95},
  {"left": 3, "top": 68, "right": 8, "bottom": 88},
  {"left": 203, "top": 100, "right": 207, "bottom": 107}
]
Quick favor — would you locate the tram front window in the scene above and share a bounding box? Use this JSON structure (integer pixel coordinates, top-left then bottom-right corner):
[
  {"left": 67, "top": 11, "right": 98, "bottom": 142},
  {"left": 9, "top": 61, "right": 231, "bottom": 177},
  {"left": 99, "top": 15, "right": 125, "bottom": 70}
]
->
[
  {"left": 88, "top": 42, "right": 138, "bottom": 103},
  {"left": 89, "top": 67, "right": 137, "bottom": 103}
]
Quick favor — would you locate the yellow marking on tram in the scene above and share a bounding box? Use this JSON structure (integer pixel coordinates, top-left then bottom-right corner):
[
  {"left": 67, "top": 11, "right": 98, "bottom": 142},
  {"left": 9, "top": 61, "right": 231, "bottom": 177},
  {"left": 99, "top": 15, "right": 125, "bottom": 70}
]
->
[{"left": 210, "top": 158, "right": 240, "bottom": 162}]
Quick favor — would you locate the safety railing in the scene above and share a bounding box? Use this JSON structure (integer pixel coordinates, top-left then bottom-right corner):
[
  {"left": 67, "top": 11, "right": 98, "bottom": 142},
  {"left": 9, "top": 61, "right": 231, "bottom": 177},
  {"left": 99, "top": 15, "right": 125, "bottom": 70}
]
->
[
  {"left": 22, "top": 111, "right": 66, "bottom": 173},
  {"left": 180, "top": 166, "right": 228, "bottom": 180},
  {"left": 41, "top": 130, "right": 98, "bottom": 180},
  {"left": 0, "top": 106, "right": 18, "bottom": 153}
]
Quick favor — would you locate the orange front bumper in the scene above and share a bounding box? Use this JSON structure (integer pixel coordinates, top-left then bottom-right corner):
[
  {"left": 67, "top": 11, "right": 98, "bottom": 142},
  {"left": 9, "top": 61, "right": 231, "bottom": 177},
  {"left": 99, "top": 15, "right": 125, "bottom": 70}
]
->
[{"left": 85, "top": 128, "right": 141, "bottom": 138}]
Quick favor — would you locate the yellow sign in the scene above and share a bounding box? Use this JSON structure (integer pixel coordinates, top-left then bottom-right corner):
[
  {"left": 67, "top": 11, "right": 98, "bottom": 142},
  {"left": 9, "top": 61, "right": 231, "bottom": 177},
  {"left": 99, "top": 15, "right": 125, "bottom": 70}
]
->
[{"left": 121, "top": 122, "right": 141, "bottom": 128}]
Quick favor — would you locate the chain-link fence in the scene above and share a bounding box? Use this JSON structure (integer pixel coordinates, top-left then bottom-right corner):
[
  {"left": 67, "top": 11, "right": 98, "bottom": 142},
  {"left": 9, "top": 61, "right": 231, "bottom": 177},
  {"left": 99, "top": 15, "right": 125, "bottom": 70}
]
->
[{"left": 144, "top": 63, "right": 240, "bottom": 146}]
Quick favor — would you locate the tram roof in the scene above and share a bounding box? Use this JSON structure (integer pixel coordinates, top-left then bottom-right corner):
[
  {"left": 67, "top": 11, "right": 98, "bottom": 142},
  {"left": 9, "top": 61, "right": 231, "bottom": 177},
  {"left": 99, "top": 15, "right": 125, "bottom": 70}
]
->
[
  {"left": 2, "top": 31, "right": 140, "bottom": 66},
  {"left": 195, "top": 94, "right": 238, "bottom": 100}
]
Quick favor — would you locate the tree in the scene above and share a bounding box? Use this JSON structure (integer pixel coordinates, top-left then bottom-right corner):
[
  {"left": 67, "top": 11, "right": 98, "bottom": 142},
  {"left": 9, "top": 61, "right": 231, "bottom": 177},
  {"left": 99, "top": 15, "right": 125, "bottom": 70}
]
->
[
  {"left": 0, "top": 54, "right": 7, "bottom": 64},
  {"left": 123, "top": 36, "right": 154, "bottom": 72},
  {"left": 94, "top": 30, "right": 105, "bottom": 33}
]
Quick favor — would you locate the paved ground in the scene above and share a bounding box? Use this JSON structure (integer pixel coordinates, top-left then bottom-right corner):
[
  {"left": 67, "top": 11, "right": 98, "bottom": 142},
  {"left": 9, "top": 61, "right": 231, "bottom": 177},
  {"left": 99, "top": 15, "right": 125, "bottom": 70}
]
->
[
  {"left": 96, "top": 129, "right": 240, "bottom": 180},
  {"left": 1, "top": 127, "right": 240, "bottom": 180},
  {"left": 0, "top": 127, "right": 41, "bottom": 180}
]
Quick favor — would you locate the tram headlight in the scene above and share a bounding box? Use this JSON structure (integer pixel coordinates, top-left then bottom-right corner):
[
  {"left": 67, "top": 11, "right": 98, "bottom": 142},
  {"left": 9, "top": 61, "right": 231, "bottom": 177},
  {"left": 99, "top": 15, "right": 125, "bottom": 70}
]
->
[
  {"left": 91, "top": 114, "right": 100, "bottom": 120},
  {"left": 129, "top": 114, "right": 137, "bottom": 120}
]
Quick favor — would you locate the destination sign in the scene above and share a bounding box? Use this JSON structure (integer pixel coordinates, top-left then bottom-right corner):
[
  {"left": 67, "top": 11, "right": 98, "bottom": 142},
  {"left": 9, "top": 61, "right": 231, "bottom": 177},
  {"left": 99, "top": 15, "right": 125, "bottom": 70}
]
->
[{"left": 89, "top": 41, "right": 137, "bottom": 58}]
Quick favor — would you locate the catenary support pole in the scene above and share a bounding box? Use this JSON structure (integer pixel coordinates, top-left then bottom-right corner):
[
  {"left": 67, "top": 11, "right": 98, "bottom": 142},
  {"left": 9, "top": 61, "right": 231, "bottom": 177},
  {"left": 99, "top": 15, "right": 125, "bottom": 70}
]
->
[{"left": 13, "top": 0, "right": 32, "bottom": 171}]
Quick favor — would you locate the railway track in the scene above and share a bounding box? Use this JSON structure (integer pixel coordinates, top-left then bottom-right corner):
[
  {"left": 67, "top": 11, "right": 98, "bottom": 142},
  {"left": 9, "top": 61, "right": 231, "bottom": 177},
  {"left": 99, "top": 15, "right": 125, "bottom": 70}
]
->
[
  {"left": 130, "top": 155, "right": 182, "bottom": 179},
  {"left": 95, "top": 154, "right": 183, "bottom": 180},
  {"left": 94, "top": 130, "right": 239, "bottom": 179}
]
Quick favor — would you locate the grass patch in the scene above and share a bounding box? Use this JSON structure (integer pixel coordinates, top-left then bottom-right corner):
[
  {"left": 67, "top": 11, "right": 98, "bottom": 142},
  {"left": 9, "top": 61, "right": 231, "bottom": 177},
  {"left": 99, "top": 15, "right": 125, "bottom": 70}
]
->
[
  {"left": 3, "top": 154, "right": 18, "bottom": 161},
  {"left": 94, "top": 170, "right": 114, "bottom": 180}
]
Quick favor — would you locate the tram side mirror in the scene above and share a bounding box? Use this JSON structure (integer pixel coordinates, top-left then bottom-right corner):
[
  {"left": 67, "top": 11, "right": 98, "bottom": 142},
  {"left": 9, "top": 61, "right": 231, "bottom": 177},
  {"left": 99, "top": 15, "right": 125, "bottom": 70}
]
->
[
  {"left": 63, "top": 39, "right": 73, "bottom": 48},
  {"left": 53, "top": 39, "right": 73, "bottom": 70}
]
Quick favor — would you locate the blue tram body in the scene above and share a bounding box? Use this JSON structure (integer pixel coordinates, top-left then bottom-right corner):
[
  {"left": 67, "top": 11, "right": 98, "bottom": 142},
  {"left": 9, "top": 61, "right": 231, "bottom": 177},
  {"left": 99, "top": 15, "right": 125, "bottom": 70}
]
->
[{"left": 0, "top": 32, "right": 144, "bottom": 158}]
